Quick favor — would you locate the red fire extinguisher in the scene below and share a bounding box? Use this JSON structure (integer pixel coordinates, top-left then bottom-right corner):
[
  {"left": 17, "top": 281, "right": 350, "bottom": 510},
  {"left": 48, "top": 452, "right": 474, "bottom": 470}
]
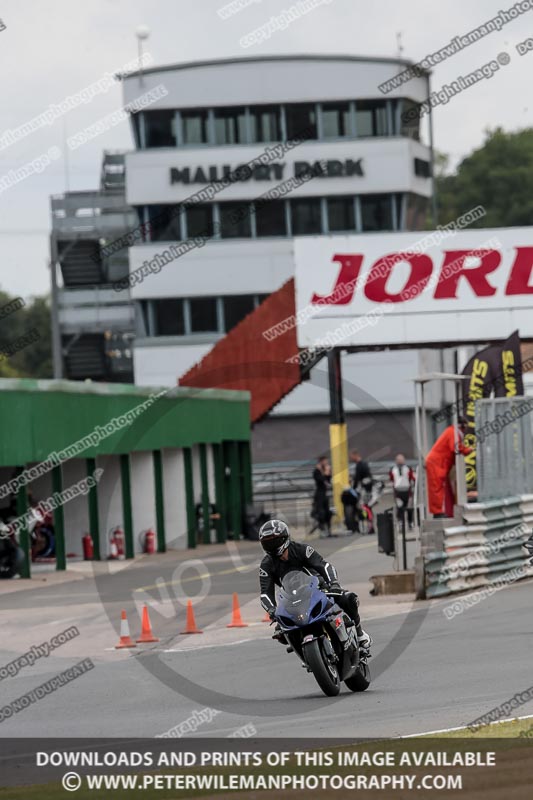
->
[
  {"left": 109, "top": 526, "right": 125, "bottom": 560},
  {"left": 82, "top": 533, "right": 94, "bottom": 561},
  {"left": 141, "top": 528, "right": 156, "bottom": 555}
]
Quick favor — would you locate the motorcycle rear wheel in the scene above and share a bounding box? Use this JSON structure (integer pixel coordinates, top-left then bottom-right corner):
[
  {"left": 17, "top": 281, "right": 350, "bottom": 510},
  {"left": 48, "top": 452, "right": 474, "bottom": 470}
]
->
[
  {"left": 304, "top": 639, "right": 340, "bottom": 697},
  {"left": 345, "top": 660, "right": 371, "bottom": 692}
]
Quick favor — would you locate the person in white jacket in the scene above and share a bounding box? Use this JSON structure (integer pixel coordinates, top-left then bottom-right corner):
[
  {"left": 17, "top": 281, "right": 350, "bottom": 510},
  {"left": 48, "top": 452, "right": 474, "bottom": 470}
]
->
[{"left": 389, "top": 454, "right": 415, "bottom": 529}]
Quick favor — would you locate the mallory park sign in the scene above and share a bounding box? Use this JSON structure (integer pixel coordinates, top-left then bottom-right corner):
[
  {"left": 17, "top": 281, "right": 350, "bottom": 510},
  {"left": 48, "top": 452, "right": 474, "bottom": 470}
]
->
[{"left": 170, "top": 158, "right": 364, "bottom": 185}]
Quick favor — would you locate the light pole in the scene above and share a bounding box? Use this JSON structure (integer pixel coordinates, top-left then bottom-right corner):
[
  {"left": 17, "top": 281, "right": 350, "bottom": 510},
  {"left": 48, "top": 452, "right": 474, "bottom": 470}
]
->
[{"left": 135, "top": 25, "right": 150, "bottom": 85}]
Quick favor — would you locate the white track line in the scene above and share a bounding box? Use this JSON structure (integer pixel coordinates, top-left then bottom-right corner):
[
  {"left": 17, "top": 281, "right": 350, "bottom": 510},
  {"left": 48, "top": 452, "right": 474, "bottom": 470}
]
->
[{"left": 402, "top": 713, "right": 533, "bottom": 738}]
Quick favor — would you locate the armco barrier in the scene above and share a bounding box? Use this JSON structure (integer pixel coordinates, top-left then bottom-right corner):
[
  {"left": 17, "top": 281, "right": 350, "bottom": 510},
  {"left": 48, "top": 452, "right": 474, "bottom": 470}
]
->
[{"left": 421, "top": 495, "right": 533, "bottom": 598}]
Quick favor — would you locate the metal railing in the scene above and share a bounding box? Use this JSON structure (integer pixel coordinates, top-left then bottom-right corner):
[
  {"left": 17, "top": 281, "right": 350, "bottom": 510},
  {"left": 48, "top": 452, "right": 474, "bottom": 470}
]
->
[
  {"left": 476, "top": 397, "right": 533, "bottom": 501},
  {"left": 252, "top": 460, "right": 397, "bottom": 530}
]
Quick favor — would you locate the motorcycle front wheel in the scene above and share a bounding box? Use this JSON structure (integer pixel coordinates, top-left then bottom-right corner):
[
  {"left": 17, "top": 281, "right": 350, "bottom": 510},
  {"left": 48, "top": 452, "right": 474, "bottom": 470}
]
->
[
  {"left": 345, "top": 660, "right": 371, "bottom": 692},
  {"left": 303, "top": 638, "right": 340, "bottom": 697}
]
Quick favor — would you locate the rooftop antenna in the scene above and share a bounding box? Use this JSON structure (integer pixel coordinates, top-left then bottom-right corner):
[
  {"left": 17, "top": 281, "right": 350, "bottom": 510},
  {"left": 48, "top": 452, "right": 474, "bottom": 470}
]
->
[
  {"left": 396, "top": 31, "right": 404, "bottom": 59},
  {"left": 135, "top": 25, "right": 150, "bottom": 85}
]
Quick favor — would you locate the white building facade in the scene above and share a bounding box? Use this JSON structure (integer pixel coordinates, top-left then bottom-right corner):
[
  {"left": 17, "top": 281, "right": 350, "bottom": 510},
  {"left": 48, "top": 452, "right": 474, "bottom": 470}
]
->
[{"left": 121, "top": 55, "right": 446, "bottom": 459}]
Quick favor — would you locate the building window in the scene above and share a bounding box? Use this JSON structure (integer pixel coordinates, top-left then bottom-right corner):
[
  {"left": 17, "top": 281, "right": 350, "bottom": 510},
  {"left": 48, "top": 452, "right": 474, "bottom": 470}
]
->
[
  {"left": 327, "top": 196, "right": 355, "bottom": 232},
  {"left": 144, "top": 110, "right": 176, "bottom": 147},
  {"left": 255, "top": 200, "right": 287, "bottom": 236},
  {"left": 214, "top": 107, "right": 248, "bottom": 145},
  {"left": 250, "top": 105, "right": 281, "bottom": 142},
  {"left": 414, "top": 158, "right": 431, "bottom": 178},
  {"left": 356, "top": 100, "right": 388, "bottom": 137},
  {"left": 154, "top": 299, "right": 185, "bottom": 336},
  {"left": 361, "top": 195, "right": 393, "bottom": 231},
  {"left": 148, "top": 204, "right": 182, "bottom": 241},
  {"left": 219, "top": 201, "right": 252, "bottom": 238},
  {"left": 181, "top": 109, "right": 208, "bottom": 144},
  {"left": 285, "top": 103, "right": 318, "bottom": 140},
  {"left": 189, "top": 297, "right": 218, "bottom": 333},
  {"left": 223, "top": 294, "right": 255, "bottom": 331},
  {"left": 185, "top": 205, "right": 213, "bottom": 238},
  {"left": 291, "top": 198, "right": 321, "bottom": 235},
  {"left": 322, "top": 102, "right": 351, "bottom": 138},
  {"left": 401, "top": 100, "right": 421, "bottom": 140}
]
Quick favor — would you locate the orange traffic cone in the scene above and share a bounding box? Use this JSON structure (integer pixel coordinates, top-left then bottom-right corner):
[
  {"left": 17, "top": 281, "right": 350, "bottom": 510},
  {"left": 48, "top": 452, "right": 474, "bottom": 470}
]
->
[
  {"left": 181, "top": 599, "right": 203, "bottom": 634},
  {"left": 262, "top": 611, "right": 271, "bottom": 622},
  {"left": 227, "top": 593, "right": 249, "bottom": 628},
  {"left": 137, "top": 604, "right": 159, "bottom": 643},
  {"left": 115, "top": 610, "right": 136, "bottom": 649}
]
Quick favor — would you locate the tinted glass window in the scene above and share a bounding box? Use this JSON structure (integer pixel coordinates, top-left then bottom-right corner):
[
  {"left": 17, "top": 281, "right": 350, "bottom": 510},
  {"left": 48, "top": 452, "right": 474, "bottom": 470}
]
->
[
  {"left": 285, "top": 104, "right": 317, "bottom": 140},
  {"left": 250, "top": 105, "right": 281, "bottom": 142},
  {"left": 401, "top": 100, "right": 421, "bottom": 140},
  {"left": 291, "top": 198, "right": 321, "bottom": 235},
  {"left": 361, "top": 195, "right": 393, "bottom": 231},
  {"left": 182, "top": 110, "right": 208, "bottom": 144},
  {"left": 144, "top": 110, "right": 176, "bottom": 147},
  {"left": 148, "top": 204, "right": 182, "bottom": 241},
  {"left": 219, "top": 202, "right": 252, "bottom": 238},
  {"left": 322, "top": 103, "right": 351, "bottom": 137},
  {"left": 223, "top": 295, "right": 255, "bottom": 331},
  {"left": 214, "top": 107, "right": 247, "bottom": 144},
  {"left": 255, "top": 200, "right": 287, "bottom": 236},
  {"left": 154, "top": 299, "right": 185, "bottom": 336},
  {"left": 186, "top": 205, "right": 213, "bottom": 238},
  {"left": 356, "top": 100, "right": 388, "bottom": 137},
  {"left": 327, "top": 197, "right": 355, "bottom": 232},
  {"left": 189, "top": 297, "right": 218, "bottom": 333}
]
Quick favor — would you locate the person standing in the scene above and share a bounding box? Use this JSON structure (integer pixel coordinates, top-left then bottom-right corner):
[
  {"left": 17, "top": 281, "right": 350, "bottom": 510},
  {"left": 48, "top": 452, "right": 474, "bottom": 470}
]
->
[
  {"left": 350, "top": 450, "right": 373, "bottom": 495},
  {"left": 311, "top": 455, "right": 332, "bottom": 537},
  {"left": 425, "top": 418, "right": 472, "bottom": 518},
  {"left": 389, "top": 454, "right": 415, "bottom": 529}
]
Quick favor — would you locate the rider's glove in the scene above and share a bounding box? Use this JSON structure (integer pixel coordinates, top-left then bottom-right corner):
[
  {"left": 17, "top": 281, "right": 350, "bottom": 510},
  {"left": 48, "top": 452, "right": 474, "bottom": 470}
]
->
[{"left": 327, "top": 581, "right": 342, "bottom": 594}]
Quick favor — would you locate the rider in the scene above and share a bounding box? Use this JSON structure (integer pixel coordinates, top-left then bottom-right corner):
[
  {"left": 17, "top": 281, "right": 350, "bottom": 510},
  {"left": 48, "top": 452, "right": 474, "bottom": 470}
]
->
[{"left": 258, "top": 519, "right": 372, "bottom": 649}]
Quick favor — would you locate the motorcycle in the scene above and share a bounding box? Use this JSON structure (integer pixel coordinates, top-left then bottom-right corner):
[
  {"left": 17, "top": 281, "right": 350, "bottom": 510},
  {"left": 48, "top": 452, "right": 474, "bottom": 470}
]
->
[
  {"left": 273, "top": 570, "right": 371, "bottom": 697},
  {"left": 342, "top": 479, "right": 384, "bottom": 535},
  {"left": 0, "top": 522, "right": 25, "bottom": 579}
]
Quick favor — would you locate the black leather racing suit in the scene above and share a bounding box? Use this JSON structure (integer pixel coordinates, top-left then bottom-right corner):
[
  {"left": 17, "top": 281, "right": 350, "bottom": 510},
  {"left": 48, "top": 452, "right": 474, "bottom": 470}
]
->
[{"left": 259, "top": 541, "right": 362, "bottom": 630}]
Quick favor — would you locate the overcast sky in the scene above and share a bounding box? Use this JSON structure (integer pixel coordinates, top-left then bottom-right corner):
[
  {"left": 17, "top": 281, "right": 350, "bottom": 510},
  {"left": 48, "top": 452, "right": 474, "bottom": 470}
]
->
[{"left": 0, "top": 0, "right": 531, "bottom": 298}]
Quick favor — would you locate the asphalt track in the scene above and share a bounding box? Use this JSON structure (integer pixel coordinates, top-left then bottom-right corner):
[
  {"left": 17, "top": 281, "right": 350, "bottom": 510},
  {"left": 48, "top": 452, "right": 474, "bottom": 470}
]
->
[{"left": 0, "top": 536, "right": 532, "bottom": 739}]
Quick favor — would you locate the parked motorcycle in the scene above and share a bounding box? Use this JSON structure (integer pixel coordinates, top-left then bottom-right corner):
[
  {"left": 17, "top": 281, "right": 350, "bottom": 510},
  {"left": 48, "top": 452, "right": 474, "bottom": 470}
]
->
[
  {"left": 273, "top": 570, "right": 371, "bottom": 697},
  {"left": 342, "top": 480, "right": 384, "bottom": 535},
  {"left": 0, "top": 522, "right": 24, "bottom": 579}
]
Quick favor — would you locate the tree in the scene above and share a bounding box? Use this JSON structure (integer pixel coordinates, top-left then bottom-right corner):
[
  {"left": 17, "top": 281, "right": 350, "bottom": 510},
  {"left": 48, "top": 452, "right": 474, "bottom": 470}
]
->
[
  {"left": 0, "top": 291, "right": 52, "bottom": 378},
  {"left": 435, "top": 127, "right": 533, "bottom": 228}
]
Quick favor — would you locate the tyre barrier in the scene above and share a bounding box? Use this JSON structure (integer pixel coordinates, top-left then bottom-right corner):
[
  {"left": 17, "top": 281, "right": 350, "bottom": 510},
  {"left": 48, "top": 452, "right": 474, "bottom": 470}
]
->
[{"left": 422, "top": 495, "right": 533, "bottom": 598}]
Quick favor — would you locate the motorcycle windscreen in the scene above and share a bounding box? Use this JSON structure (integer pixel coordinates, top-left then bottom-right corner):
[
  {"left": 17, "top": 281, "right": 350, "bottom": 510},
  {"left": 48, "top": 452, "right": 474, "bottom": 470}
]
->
[{"left": 277, "top": 571, "right": 320, "bottom": 626}]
